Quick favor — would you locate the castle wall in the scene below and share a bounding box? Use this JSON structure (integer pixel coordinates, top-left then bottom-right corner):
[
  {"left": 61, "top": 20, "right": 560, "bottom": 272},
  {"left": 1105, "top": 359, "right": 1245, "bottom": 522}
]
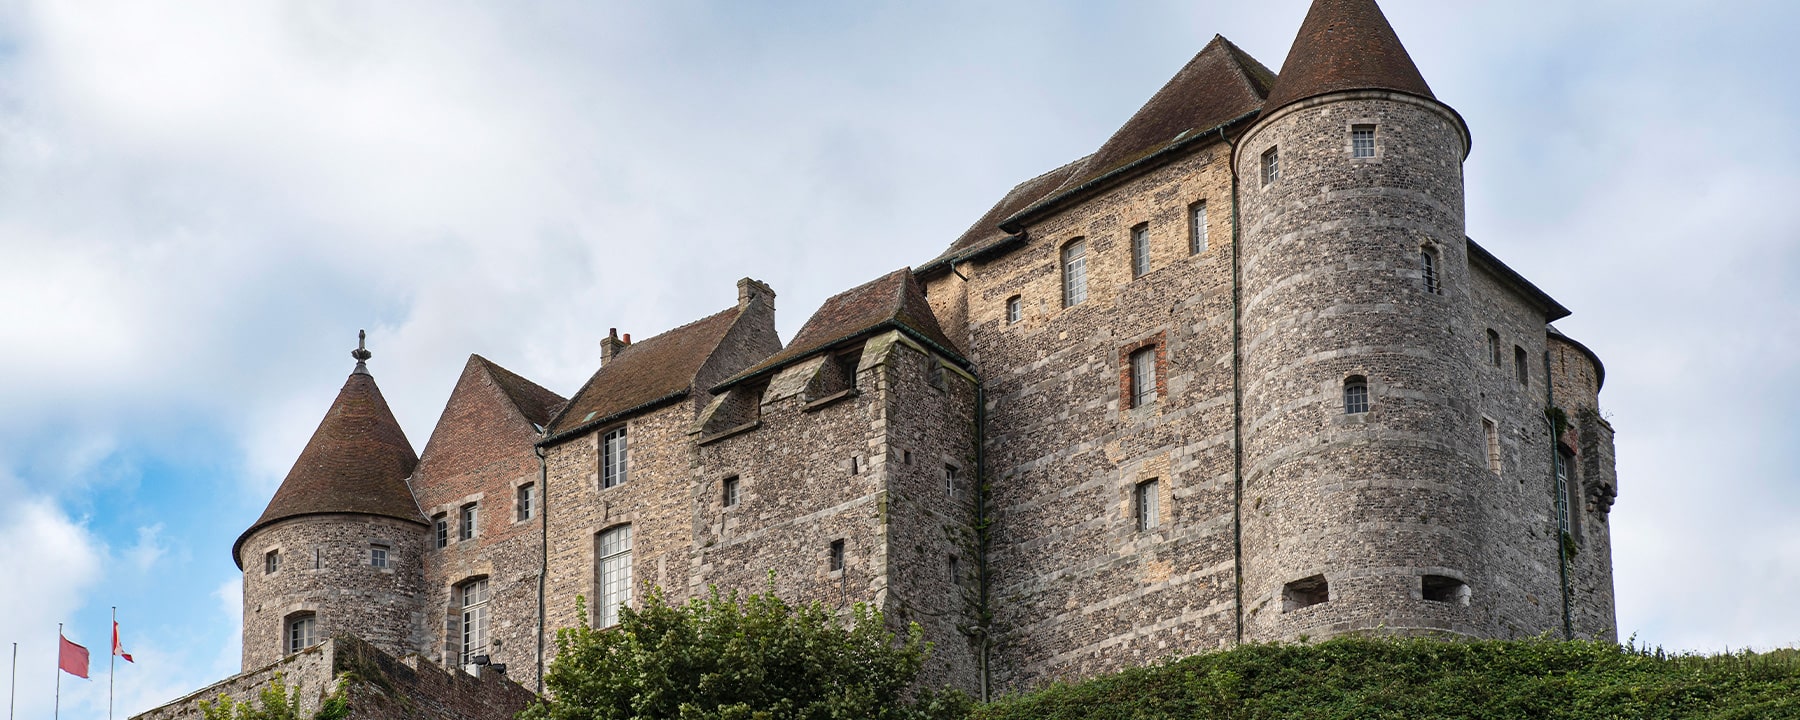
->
[
  {"left": 411, "top": 365, "right": 547, "bottom": 681},
  {"left": 1234, "top": 92, "right": 1488, "bottom": 642},
  {"left": 954, "top": 141, "right": 1241, "bottom": 689},
  {"left": 239, "top": 514, "right": 429, "bottom": 670},
  {"left": 1548, "top": 334, "right": 1619, "bottom": 639}
]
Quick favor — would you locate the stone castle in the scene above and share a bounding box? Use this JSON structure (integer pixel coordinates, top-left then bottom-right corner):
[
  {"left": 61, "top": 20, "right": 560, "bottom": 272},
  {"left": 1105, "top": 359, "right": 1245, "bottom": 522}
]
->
[{"left": 141, "top": 0, "right": 1620, "bottom": 716}]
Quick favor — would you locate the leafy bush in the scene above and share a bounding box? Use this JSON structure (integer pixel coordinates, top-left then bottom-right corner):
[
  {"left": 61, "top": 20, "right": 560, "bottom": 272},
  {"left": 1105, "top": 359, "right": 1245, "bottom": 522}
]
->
[
  {"left": 972, "top": 636, "right": 1800, "bottom": 720},
  {"left": 521, "top": 588, "right": 972, "bottom": 720}
]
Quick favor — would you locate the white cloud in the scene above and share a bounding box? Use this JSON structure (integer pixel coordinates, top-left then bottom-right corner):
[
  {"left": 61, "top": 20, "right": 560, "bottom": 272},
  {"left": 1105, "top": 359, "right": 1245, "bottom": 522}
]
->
[{"left": 0, "top": 484, "right": 105, "bottom": 718}]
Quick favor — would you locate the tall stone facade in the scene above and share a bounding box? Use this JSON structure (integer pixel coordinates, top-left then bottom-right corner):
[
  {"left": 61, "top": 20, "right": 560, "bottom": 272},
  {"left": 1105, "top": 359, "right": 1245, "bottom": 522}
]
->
[{"left": 144, "top": 1, "right": 1622, "bottom": 716}]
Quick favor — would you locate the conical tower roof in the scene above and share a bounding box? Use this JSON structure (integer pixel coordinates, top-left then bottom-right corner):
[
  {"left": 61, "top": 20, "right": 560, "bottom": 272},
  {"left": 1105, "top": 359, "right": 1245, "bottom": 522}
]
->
[
  {"left": 1262, "top": 0, "right": 1434, "bottom": 115},
  {"left": 234, "top": 334, "right": 423, "bottom": 567}
]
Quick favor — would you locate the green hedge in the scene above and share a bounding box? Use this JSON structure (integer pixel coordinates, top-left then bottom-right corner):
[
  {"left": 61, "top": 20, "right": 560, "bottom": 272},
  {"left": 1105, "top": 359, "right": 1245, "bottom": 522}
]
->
[{"left": 972, "top": 637, "right": 1800, "bottom": 720}]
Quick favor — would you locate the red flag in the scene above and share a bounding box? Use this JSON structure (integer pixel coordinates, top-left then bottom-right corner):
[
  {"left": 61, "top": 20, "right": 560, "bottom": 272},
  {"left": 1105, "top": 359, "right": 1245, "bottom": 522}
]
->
[
  {"left": 113, "top": 622, "right": 134, "bottom": 663},
  {"left": 58, "top": 634, "right": 89, "bottom": 679}
]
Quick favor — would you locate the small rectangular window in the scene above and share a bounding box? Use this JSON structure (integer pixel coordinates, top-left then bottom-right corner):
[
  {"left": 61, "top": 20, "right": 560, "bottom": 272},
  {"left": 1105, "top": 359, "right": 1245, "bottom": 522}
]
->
[
  {"left": 1344, "top": 376, "right": 1370, "bottom": 415},
  {"left": 1129, "top": 347, "right": 1157, "bottom": 408},
  {"left": 1352, "top": 124, "right": 1376, "bottom": 158},
  {"left": 848, "top": 456, "right": 860, "bottom": 475},
  {"left": 902, "top": 450, "right": 913, "bottom": 465},
  {"left": 1283, "top": 574, "right": 1329, "bottom": 611},
  {"left": 1005, "top": 295, "right": 1021, "bottom": 325},
  {"left": 433, "top": 514, "right": 448, "bottom": 549},
  {"left": 1422, "top": 575, "right": 1469, "bottom": 605},
  {"left": 1190, "top": 201, "right": 1208, "bottom": 254},
  {"left": 828, "top": 539, "right": 845, "bottom": 573},
  {"left": 265, "top": 549, "right": 280, "bottom": 575},
  {"left": 1421, "top": 248, "right": 1441, "bottom": 295},
  {"left": 313, "top": 548, "right": 322, "bottom": 570},
  {"left": 723, "top": 476, "right": 740, "bottom": 508},
  {"left": 1135, "top": 479, "right": 1160, "bottom": 531},
  {"left": 944, "top": 464, "right": 958, "bottom": 498},
  {"left": 948, "top": 555, "right": 960, "bottom": 586},
  {"left": 602, "top": 427, "right": 628, "bottom": 488},
  {"left": 1515, "top": 346, "right": 1530, "bottom": 387},
  {"left": 370, "top": 545, "right": 388, "bottom": 569},
  {"left": 459, "top": 503, "right": 478, "bottom": 541},
  {"left": 1062, "top": 240, "right": 1088, "bottom": 307},
  {"left": 1130, "top": 223, "right": 1151, "bottom": 278},
  {"left": 1261, "top": 147, "right": 1280, "bottom": 185},
  {"left": 286, "top": 614, "right": 316, "bottom": 655},
  {"left": 1487, "top": 329, "right": 1502, "bottom": 367},
  {"left": 1483, "top": 418, "right": 1502, "bottom": 476},
  {"left": 517, "top": 483, "right": 535, "bottom": 522}
]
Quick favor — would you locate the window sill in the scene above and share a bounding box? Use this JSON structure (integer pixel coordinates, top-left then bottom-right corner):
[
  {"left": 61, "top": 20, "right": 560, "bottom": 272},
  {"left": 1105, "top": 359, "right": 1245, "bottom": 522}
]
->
[{"left": 803, "top": 389, "right": 858, "bottom": 412}]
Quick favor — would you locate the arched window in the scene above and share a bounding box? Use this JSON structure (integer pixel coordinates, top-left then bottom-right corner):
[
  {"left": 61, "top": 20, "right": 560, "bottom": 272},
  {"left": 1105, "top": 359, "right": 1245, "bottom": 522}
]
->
[
  {"left": 458, "top": 578, "right": 490, "bottom": 665},
  {"left": 285, "top": 612, "right": 316, "bottom": 655},
  {"left": 1487, "top": 329, "right": 1502, "bottom": 367},
  {"left": 1343, "top": 376, "right": 1369, "bottom": 415},
  {"left": 1061, "top": 240, "right": 1088, "bottom": 307},
  {"left": 597, "top": 525, "right": 633, "bottom": 627},
  {"left": 1420, "top": 247, "right": 1442, "bottom": 295}
]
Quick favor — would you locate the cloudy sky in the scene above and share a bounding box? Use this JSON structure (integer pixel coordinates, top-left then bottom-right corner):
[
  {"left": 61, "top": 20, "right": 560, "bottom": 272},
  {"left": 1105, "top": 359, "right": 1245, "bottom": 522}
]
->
[{"left": 2, "top": 0, "right": 1797, "bottom": 715}]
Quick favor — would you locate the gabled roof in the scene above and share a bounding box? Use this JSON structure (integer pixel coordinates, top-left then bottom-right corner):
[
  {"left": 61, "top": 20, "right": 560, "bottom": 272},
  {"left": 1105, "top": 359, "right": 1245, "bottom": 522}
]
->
[
  {"left": 717, "top": 269, "right": 961, "bottom": 391},
  {"left": 235, "top": 366, "right": 422, "bottom": 567},
  {"left": 474, "top": 354, "right": 565, "bottom": 428},
  {"left": 1035, "top": 35, "right": 1273, "bottom": 203},
  {"left": 542, "top": 307, "right": 742, "bottom": 444},
  {"left": 918, "top": 157, "right": 1088, "bottom": 275},
  {"left": 1262, "top": 0, "right": 1434, "bottom": 116}
]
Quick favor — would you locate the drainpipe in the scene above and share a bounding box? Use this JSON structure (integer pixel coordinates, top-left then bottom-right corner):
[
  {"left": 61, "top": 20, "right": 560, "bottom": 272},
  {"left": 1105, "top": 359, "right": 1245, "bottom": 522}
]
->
[
  {"left": 1221, "top": 125, "right": 1247, "bottom": 646},
  {"left": 534, "top": 441, "right": 549, "bottom": 694},
  {"left": 1546, "top": 350, "right": 1573, "bottom": 640},
  {"left": 973, "top": 378, "right": 990, "bottom": 703}
]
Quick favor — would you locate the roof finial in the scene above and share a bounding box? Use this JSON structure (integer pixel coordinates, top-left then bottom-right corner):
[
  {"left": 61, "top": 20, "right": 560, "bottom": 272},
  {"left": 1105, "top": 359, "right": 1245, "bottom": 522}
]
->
[{"left": 352, "top": 329, "right": 373, "bottom": 374}]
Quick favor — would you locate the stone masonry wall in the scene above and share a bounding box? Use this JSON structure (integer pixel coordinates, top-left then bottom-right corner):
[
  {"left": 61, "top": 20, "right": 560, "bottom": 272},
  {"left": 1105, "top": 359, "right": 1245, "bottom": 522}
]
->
[
  {"left": 1548, "top": 334, "right": 1618, "bottom": 640},
  {"left": 412, "top": 359, "right": 548, "bottom": 684},
  {"left": 136, "top": 638, "right": 337, "bottom": 720},
  {"left": 240, "top": 515, "right": 429, "bottom": 671},
  {"left": 937, "top": 138, "right": 1241, "bottom": 691}
]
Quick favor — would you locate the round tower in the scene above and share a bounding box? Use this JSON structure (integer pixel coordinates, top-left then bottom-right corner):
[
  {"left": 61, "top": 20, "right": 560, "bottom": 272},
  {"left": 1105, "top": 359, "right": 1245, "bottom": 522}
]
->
[
  {"left": 233, "top": 333, "right": 429, "bottom": 669},
  {"left": 1235, "top": 0, "right": 1485, "bottom": 640}
]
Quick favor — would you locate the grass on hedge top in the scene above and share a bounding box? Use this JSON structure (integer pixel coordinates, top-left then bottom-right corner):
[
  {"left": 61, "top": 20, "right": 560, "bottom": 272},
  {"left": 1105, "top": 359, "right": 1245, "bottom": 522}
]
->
[{"left": 971, "top": 636, "right": 1800, "bottom": 720}]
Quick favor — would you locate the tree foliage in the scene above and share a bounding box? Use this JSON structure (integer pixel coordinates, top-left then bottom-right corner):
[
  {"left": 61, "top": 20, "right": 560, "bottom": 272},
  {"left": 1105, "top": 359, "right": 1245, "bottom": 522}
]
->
[{"left": 520, "top": 588, "right": 971, "bottom": 720}]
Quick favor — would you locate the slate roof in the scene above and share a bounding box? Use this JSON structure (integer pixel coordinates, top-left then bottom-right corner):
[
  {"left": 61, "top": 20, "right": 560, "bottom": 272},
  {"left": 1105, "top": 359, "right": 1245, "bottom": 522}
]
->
[
  {"left": 542, "top": 307, "right": 742, "bottom": 443},
  {"left": 235, "top": 368, "right": 422, "bottom": 567},
  {"left": 1261, "top": 0, "right": 1434, "bottom": 115},
  {"left": 717, "top": 269, "right": 960, "bottom": 390},
  {"left": 474, "top": 354, "right": 565, "bottom": 428}
]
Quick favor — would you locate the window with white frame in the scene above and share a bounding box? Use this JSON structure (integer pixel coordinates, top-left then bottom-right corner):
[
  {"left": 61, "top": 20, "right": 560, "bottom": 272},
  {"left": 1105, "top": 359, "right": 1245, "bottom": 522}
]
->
[
  {"left": 944, "top": 464, "right": 958, "bottom": 498},
  {"left": 1261, "top": 146, "right": 1280, "bottom": 185},
  {"left": 1005, "top": 295, "right": 1021, "bottom": 324},
  {"left": 1135, "top": 478, "right": 1160, "bottom": 531},
  {"left": 1130, "top": 223, "right": 1151, "bottom": 278},
  {"left": 597, "top": 525, "right": 633, "bottom": 627},
  {"left": 1061, "top": 240, "right": 1088, "bottom": 307},
  {"left": 370, "top": 544, "right": 388, "bottom": 569},
  {"left": 1190, "top": 201, "right": 1208, "bottom": 254},
  {"left": 286, "top": 613, "right": 315, "bottom": 655},
  {"left": 1130, "top": 347, "right": 1157, "bottom": 408},
  {"left": 1352, "top": 124, "right": 1377, "bottom": 158},
  {"left": 459, "top": 578, "right": 489, "bottom": 665},
  {"left": 265, "top": 549, "right": 280, "bottom": 575},
  {"left": 517, "top": 483, "right": 535, "bottom": 522},
  {"left": 433, "top": 513, "right": 448, "bottom": 549},
  {"left": 602, "top": 427, "right": 628, "bottom": 489},
  {"left": 1344, "top": 376, "right": 1370, "bottom": 415},
  {"left": 459, "top": 503, "right": 478, "bottom": 541},
  {"left": 723, "top": 476, "right": 740, "bottom": 508}
]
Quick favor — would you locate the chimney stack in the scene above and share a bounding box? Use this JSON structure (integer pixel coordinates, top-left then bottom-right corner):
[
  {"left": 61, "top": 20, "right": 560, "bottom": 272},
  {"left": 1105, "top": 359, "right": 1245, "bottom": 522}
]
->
[
  {"left": 600, "top": 328, "right": 627, "bottom": 365},
  {"left": 737, "top": 277, "right": 776, "bottom": 311}
]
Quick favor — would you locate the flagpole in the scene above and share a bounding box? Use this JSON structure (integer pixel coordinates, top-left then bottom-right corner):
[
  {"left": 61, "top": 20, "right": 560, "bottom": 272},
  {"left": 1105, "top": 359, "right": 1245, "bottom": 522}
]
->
[
  {"left": 109, "top": 607, "right": 116, "bottom": 720},
  {"left": 53, "top": 623, "right": 61, "bottom": 720},
  {"left": 9, "top": 641, "right": 16, "bottom": 720}
]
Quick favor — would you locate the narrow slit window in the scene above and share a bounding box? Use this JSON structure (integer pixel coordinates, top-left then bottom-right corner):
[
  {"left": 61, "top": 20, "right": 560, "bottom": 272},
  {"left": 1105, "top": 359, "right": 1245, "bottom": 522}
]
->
[
  {"left": 944, "top": 464, "right": 959, "bottom": 498},
  {"left": 1005, "top": 295, "right": 1021, "bottom": 325},
  {"left": 828, "top": 539, "right": 845, "bottom": 573},
  {"left": 1135, "top": 478, "right": 1160, "bottom": 531},
  {"left": 1483, "top": 418, "right": 1502, "bottom": 476},
  {"left": 1344, "top": 376, "right": 1370, "bottom": 415},
  {"left": 1487, "top": 329, "right": 1502, "bottom": 367},
  {"left": 1352, "top": 124, "right": 1377, "bottom": 158},
  {"left": 948, "top": 555, "right": 960, "bottom": 586},
  {"left": 1515, "top": 346, "right": 1530, "bottom": 387},
  {"left": 1130, "top": 223, "right": 1151, "bottom": 278},
  {"left": 1261, "top": 147, "right": 1280, "bottom": 185},
  {"left": 1062, "top": 240, "right": 1088, "bottom": 307},
  {"left": 1129, "top": 347, "right": 1157, "bottom": 408},
  {"left": 1283, "top": 575, "right": 1329, "bottom": 611},
  {"left": 1190, "top": 201, "right": 1208, "bottom": 254},
  {"left": 1421, "top": 247, "right": 1442, "bottom": 295}
]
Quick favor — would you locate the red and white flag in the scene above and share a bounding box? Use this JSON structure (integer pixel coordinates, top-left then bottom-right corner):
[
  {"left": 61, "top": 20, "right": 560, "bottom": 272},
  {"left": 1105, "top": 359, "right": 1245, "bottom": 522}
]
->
[
  {"left": 58, "top": 634, "right": 89, "bottom": 679},
  {"left": 113, "top": 621, "right": 134, "bottom": 663}
]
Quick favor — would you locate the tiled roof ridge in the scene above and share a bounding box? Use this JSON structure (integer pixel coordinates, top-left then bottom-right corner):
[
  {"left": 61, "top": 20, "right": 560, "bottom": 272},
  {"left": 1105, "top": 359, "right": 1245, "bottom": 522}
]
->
[
  {"left": 469, "top": 354, "right": 566, "bottom": 429},
  {"left": 1261, "top": 0, "right": 1435, "bottom": 116}
]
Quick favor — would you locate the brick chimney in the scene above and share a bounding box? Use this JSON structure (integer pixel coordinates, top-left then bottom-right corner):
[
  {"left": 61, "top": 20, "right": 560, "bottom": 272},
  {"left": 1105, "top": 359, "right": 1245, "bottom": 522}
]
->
[{"left": 737, "top": 277, "right": 775, "bottom": 312}]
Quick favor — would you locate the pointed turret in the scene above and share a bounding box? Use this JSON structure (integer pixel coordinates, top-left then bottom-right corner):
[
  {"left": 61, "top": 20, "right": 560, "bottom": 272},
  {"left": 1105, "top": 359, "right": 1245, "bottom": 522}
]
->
[
  {"left": 234, "top": 333, "right": 423, "bottom": 567},
  {"left": 1262, "top": 0, "right": 1434, "bottom": 115}
]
